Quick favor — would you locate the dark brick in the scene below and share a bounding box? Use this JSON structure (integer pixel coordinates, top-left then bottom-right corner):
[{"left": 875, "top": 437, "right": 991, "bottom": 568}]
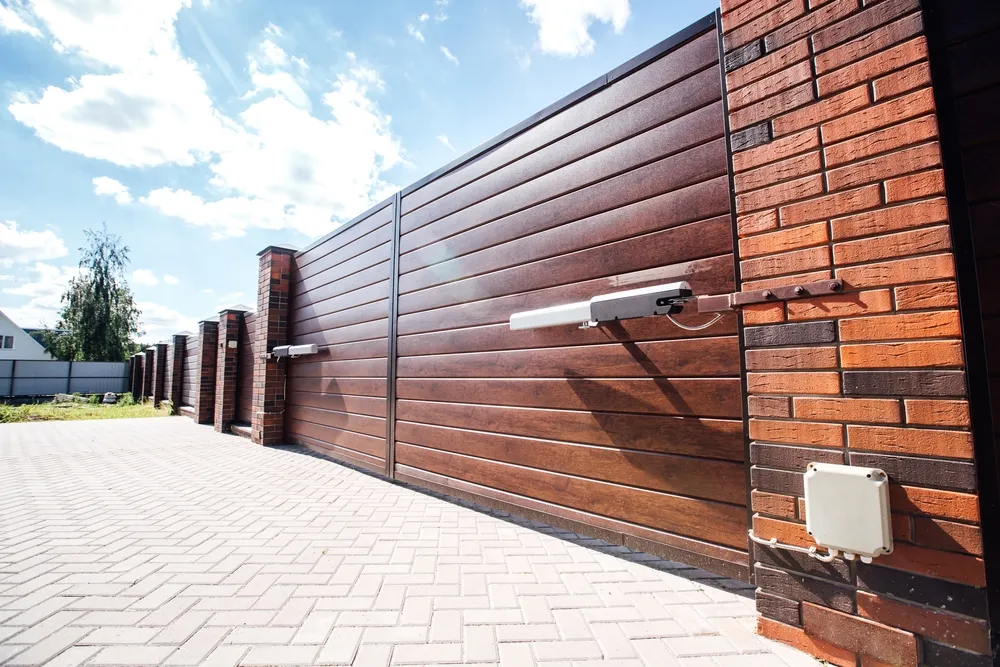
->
[
  {"left": 848, "top": 452, "right": 977, "bottom": 492},
  {"left": 857, "top": 563, "right": 988, "bottom": 619},
  {"left": 731, "top": 122, "right": 772, "bottom": 152},
  {"left": 751, "top": 466, "right": 804, "bottom": 495},
  {"left": 843, "top": 370, "right": 968, "bottom": 397},
  {"left": 754, "top": 564, "right": 856, "bottom": 614},
  {"left": 755, "top": 544, "right": 852, "bottom": 583},
  {"left": 745, "top": 321, "right": 836, "bottom": 348},
  {"left": 750, "top": 443, "right": 845, "bottom": 470},
  {"left": 726, "top": 39, "right": 764, "bottom": 72},
  {"left": 756, "top": 589, "right": 801, "bottom": 626},
  {"left": 923, "top": 639, "right": 992, "bottom": 667}
]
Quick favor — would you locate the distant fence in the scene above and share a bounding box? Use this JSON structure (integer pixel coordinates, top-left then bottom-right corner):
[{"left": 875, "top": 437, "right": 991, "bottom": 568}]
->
[{"left": 0, "top": 360, "right": 130, "bottom": 397}]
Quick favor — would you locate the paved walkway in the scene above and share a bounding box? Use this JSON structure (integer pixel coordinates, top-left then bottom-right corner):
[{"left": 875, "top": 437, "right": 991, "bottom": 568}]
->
[{"left": 0, "top": 418, "right": 818, "bottom": 666}]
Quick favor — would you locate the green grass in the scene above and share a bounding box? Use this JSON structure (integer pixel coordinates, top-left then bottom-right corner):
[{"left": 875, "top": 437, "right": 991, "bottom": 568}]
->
[{"left": 0, "top": 399, "right": 172, "bottom": 423}]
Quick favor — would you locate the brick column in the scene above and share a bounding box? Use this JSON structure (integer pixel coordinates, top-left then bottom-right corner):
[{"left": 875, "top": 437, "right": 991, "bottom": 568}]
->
[
  {"left": 251, "top": 246, "right": 296, "bottom": 446},
  {"left": 169, "top": 334, "right": 185, "bottom": 413},
  {"left": 721, "top": 1, "right": 987, "bottom": 665},
  {"left": 130, "top": 353, "right": 143, "bottom": 400},
  {"left": 151, "top": 343, "right": 167, "bottom": 407},
  {"left": 214, "top": 309, "right": 246, "bottom": 433},
  {"left": 142, "top": 347, "right": 154, "bottom": 401},
  {"left": 193, "top": 320, "right": 218, "bottom": 424}
]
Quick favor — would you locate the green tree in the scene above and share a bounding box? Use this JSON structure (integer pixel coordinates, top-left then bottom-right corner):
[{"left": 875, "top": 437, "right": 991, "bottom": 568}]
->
[{"left": 54, "top": 224, "right": 143, "bottom": 361}]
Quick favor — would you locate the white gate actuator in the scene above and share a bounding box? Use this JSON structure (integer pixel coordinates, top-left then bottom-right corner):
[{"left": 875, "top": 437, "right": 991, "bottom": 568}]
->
[{"left": 509, "top": 282, "right": 693, "bottom": 331}]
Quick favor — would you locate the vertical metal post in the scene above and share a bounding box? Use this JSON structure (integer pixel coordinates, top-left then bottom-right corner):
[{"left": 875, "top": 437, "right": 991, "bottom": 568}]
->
[
  {"left": 66, "top": 360, "right": 73, "bottom": 395},
  {"left": 6, "top": 359, "right": 14, "bottom": 398},
  {"left": 385, "top": 192, "right": 402, "bottom": 479}
]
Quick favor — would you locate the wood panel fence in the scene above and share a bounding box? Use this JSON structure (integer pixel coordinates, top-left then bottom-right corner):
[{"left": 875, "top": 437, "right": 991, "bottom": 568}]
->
[{"left": 282, "top": 15, "right": 751, "bottom": 578}]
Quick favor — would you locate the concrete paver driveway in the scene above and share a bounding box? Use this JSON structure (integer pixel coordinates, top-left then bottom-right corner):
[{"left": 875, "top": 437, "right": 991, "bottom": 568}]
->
[{"left": 0, "top": 418, "right": 818, "bottom": 666}]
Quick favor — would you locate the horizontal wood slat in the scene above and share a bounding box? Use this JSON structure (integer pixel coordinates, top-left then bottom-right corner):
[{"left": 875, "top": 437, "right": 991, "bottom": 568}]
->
[
  {"left": 395, "top": 378, "right": 743, "bottom": 418},
  {"left": 395, "top": 443, "right": 748, "bottom": 549},
  {"left": 396, "top": 402, "right": 744, "bottom": 459},
  {"left": 288, "top": 203, "right": 394, "bottom": 464},
  {"left": 396, "top": 421, "right": 745, "bottom": 504},
  {"left": 396, "top": 337, "right": 739, "bottom": 378},
  {"left": 400, "top": 30, "right": 721, "bottom": 216}
]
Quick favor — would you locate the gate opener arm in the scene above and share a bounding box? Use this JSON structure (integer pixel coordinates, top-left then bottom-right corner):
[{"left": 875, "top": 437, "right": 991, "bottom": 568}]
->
[{"left": 508, "top": 280, "right": 844, "bottom": 331}]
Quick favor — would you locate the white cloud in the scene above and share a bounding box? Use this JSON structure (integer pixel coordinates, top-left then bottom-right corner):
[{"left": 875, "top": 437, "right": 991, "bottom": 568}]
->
[
  {"left": 440, "top": 45, "right": 459, "bottom": 65},
  {"left": 0, "top": 1, "right": 41, "bottom": 37},
  {"left": 132, "top": 269, "right": 160, "bottom": 286},
  {"left": 245, "top": 39, "right": 311, "bottom": 110},
  {"left": 1, "top": 262, "right": 79, "bottom": 328},
  {"left": 520, "top": 0, "right": 630, "bottom": 57},
  {"left": 406, "top": 23, "right": 424, "bottom": 42},
  {"left": 163, "top": 274, "right": 180, "bottom": 285},
  {"left": 92, "top": 176, "right": 133, "bottom": 204},
  {"left": 0, "top": 221, "right": 69, "bottom": 268},
  {"left": 136, "top": 301, "right": 197, "bottom": 343},
  {"left": 8, "top": 1, "right": 404, "bottom": 240},
  {"left": 436, "top": 134, "right": 456, "bottom": 152},
  {"left": 418, "top": 13, "right": 430, "bottom": 22}
]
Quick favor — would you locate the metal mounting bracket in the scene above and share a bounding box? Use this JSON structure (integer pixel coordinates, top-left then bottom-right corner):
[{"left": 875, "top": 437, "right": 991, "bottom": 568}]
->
[{"left": 696, "top": 279, "right": 844, "bottom": 313}]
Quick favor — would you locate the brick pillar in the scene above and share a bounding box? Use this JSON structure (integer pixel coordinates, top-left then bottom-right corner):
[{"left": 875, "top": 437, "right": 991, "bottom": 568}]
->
[
  {"left": 251, "top": 246, "right": 296, "bottom": 446},
  {"left": 214, "top": 309, "right": 246, "bottom": 433},
  {"left": 151, "top": 343, "right": 167, "bottom": 407},
  {"left": 131, "top": 353, "right": 143, "bottom": 400},
  {"left": 193, "top": 320, "right": 218, "bottom": 424},
  {"left": 721, "top": 1, "right": 987, "bottom": 665},
  {"left": 142, "top": 347, "right": 154, "bottom": 401},
  {"left": 169, "top": 334, "right": 185, "bottom": 413}
]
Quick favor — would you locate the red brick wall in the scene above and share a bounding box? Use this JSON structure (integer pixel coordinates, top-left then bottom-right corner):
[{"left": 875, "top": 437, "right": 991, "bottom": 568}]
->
[
  {"left": 251, "top": 247, "right": 294, "bottom": 446},
  {"left": 720, "top": 0, "right": 989, "bottom": 665}
]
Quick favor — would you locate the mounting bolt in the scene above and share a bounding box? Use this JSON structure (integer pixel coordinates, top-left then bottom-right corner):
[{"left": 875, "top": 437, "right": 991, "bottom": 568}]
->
[
  {"left": 793, "top": 286, "right": 806, "bottom": 296},
  {"left": 761, "top": 290, "right": 773, "bottom": 299},
  {"left": 830, "top": 280, "right": 843, "bottom": 292}
]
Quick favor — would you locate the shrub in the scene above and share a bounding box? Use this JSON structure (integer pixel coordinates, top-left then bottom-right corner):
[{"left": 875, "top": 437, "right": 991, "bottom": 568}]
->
[
  {"left": 0, "top": 404, "right": 30, "bottom": 423},
  {"left": 89, "top": 394, "right": 101, "bottom": 405},
  {"left": 118, "top": 393, "right": 135, "bottom": 406}
]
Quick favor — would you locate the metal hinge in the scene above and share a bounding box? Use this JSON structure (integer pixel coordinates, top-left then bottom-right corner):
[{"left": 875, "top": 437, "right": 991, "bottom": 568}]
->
[{"left": 696, "top": 279, "right": 844, "bottom": 314}]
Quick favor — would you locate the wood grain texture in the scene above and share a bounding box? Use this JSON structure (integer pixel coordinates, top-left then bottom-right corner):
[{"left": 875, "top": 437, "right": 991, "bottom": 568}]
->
[
  {"left": 295, "top": 221, "right": 393, "bottom": 283},
  {"left": 400, "top": 177, "right": 730, "bottom": 292},
  {"left": 285, "top": 28, "right": 746, "bottom": 568},
  {"left": 395, "top": 443, "right": 748, "bottom": 548},
  {"left": 401, "top": 130, "right": 727, "bottom": 254},
  {"left": 399, "top": 213, "right": 733, "bottom": 314},
  {"left": 291, "top": 282, "right": 390, "bottom": 325},
  {"left": 396, "top": 377, "right": 742, "bottom": 417},
  {"left": 398, "top": 256, "right": 736, "bottom": 335},
  {"left": 401, "top": 68, "right": 723, "bottom": 234},
  {"left": 401, "top": 30, "right": 721, "bottom": 215},
  {"left": 396, "top": 422, "right": 745, "bottom": 503},
  {"left": 396, "top": 402, "right": 744, "bottom": 459},
  {"left": 295, "top": 203, "right": 393, "bottom": 272},
  {"left": 286, "top": 404, "right": 387, "bottom": 439},
  {"left": 295, "top": 242, "right": 391, "bottom": 295},
  {"left": 397, "top": 312, "right": 738, "bottom": 357},
  {"left": 397, "top": 337, "right": 739, "bottom": 378},
  {"left": 286, "top": 377, "right": 387, "bottom": 398}
]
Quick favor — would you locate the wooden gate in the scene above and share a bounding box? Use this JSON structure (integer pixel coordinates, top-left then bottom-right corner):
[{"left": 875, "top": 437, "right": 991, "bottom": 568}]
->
[{"left": 282, "top": 15, "right": 749, "bottom": 578}]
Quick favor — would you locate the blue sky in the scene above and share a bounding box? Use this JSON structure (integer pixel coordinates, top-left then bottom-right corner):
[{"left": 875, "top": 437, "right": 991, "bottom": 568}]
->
[{"left": 0, "top": 0, "right": 718, "bottom": 342}]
